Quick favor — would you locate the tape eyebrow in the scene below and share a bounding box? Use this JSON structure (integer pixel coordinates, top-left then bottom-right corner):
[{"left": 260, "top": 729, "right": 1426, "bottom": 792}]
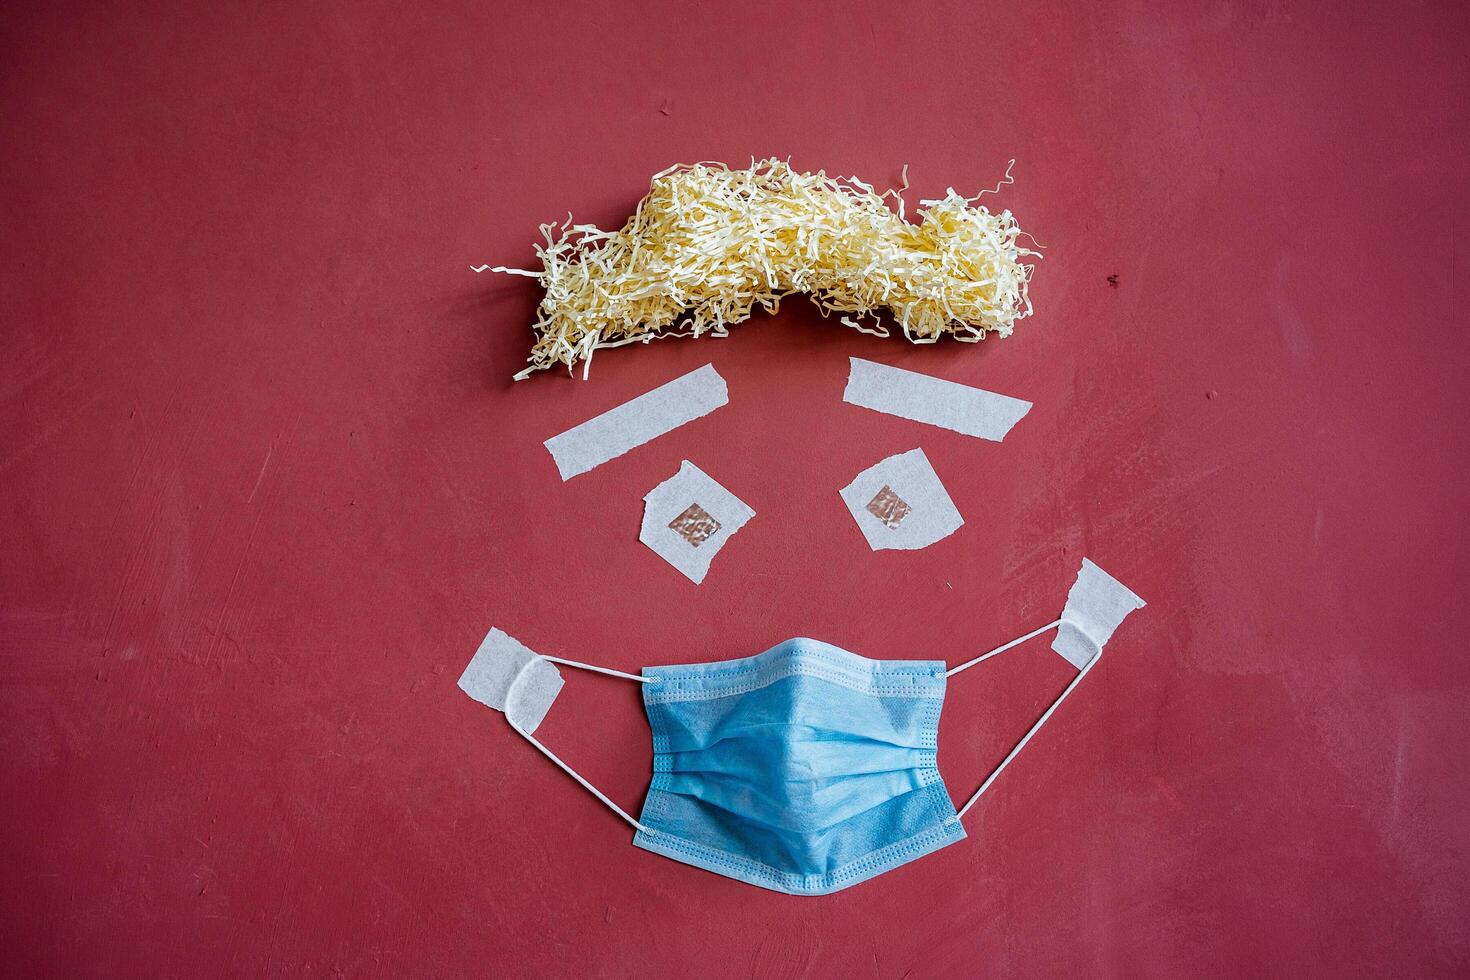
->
[
  {"left": 843, "top": 357, "right": 1031, "bottom": 442},
  {"left": 542, "top": 363, "right": 728, "bottom": 479}
]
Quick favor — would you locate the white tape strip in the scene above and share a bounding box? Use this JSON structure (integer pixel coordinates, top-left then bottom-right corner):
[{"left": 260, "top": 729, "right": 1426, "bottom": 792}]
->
[
  {"left": 1051, "top": 559, "right": 1146, "bottom": 669},
  {"left": 458, "top": 628, "right": 564, "bottom": 734},
  {"left": 543, "top": 364, "right": 729, "bottom": 480},
  {"left": 843, "top": 357, "right": 1032, "bottom": 441},
  {"left": 839, "top": 448, "right": 963, "bottom": 551},
  {"left": 640, "top": 460, "right": 755, "bottom": 584}
]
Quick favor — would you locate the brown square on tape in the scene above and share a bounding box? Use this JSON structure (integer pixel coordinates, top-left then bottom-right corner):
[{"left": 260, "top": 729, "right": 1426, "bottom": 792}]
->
[
  {"left": 866, "top": 485, "right": 912, "bottom": 529},
  {"left": 669, "top": 503, "right": 721, "bottom": 547}
]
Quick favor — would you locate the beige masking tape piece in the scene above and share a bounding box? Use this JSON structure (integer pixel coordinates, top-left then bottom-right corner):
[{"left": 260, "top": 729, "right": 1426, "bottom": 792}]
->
[
  {"left": 543, "top": 364, "right": 729, "bottom": 480},
  {"left": 843, "top": 357, "right": 1031, "bottom": 441},
  {"left": 458, "top": 628, "right": 564, "bottom": 734},
  {"left": 839, "top": 448, "right": 963, "bottom": 551},
  {"left": 640, "top": 461, "right": 754, "bottom": 584},
  {"left": 1051, "top": 559, "right": 1147, "bottom": 669}
]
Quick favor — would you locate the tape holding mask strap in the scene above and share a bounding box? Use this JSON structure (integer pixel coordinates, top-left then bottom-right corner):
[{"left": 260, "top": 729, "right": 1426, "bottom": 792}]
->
[
  {"left": 1051, "top": 558, "right": 1147, "bottom": 670},
  {"left": 459, "top": 627, "right": 654, "bottom": 833},
  {"left": 458, "top": 628, "right": 565, "bottom": 734},
  {"left": 946, "top": 557, "right": 1145, "bottom": 821}
]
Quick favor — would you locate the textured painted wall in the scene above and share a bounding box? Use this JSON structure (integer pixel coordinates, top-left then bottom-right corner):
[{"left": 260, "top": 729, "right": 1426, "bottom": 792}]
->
[{"left": 2, "top": 1, "right": 1467, "bottom": 975}]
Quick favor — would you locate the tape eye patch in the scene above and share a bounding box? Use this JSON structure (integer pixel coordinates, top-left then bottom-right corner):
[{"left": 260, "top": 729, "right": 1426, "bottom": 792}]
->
[
  {"left": 840, "top": 448, "right": 963, "bottom": 551},
  {"left": 640, "top": 461, "right": 755, "bottom": 584},
  {"left": 540, "top": 358, "right": 1034, "bottom": 576}
]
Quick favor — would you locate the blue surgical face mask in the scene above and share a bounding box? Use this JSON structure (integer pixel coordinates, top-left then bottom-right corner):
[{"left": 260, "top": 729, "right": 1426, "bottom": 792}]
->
[{"left": 459, "top": 559, "right": 1144, "bottom": 896}]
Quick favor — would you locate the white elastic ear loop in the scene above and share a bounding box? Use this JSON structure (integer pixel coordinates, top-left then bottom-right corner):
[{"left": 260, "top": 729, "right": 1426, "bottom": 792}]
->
[
  {"left": 505, "top": 660, "right": 653, "bottom": 835},
  {"left": 945, "top": 618, "right": 1064, "bottom": 677},
  {"left": 541, "top": 655, "right": 652, "bottom": 684},
  {"left": 952, "top": 626, "right": 1101, "bottom": 822}
]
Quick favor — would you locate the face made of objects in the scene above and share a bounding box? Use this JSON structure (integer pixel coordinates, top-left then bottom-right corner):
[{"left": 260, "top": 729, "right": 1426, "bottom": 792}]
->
[{"left": 459, "top": 558, "right": 1144, "bottom": 896}]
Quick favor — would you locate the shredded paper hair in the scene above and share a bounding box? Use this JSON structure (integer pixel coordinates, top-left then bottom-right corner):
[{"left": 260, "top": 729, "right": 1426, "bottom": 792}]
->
[{"left": 480, "top": 158, "right": 1040, "bottom": 379}]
